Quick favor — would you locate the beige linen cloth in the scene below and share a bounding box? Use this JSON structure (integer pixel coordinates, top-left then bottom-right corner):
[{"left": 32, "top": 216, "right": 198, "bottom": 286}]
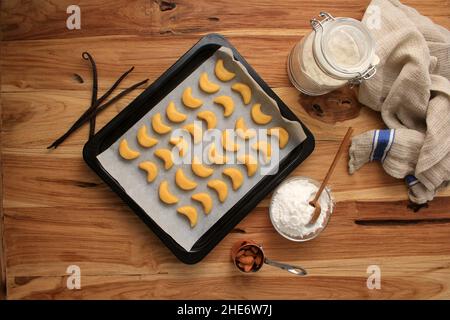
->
[{"left": 349, "top": 0, "right": 450, "bottom": 203}]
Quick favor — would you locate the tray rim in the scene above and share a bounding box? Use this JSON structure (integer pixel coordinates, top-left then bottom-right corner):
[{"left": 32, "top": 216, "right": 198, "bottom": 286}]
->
[{"left": 83, "top": 33, "right": 315, "bottom": 264}]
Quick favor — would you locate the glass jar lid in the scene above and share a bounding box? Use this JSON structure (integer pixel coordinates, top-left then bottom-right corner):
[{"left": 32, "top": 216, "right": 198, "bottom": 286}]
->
[{"left": 311, "top": 12, "right": 377, "bottom": 81}]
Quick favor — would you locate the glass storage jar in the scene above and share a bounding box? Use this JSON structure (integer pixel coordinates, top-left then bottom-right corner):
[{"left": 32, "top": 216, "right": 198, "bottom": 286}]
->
[{"left": 288, "top": 12, "right": 379, "bottom": 96}]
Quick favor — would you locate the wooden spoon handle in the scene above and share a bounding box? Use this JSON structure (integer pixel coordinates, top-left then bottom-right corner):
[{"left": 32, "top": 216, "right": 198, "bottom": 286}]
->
[{"left": 311, "top": 127, "right": 354, "bottom": 205}]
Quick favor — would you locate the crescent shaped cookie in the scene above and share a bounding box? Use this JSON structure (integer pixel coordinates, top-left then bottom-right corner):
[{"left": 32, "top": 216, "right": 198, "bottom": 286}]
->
[
  {"left": 119, "top": 139, "right": 140, "bottom": 160},
  {"left": 152, "top": 113, "right": 172, "bottom": 134},
  {"left": 235, "top": 117, "right": 256, "bottom": 140},
  {"left": 213, "top": 95, "right": 234, "bottom": 117},
  {"left": 175, "top": 168, "right": 197, "bottom": 190},
  {"left": 222, "top": 130, "right": 240, "bottom": 152},
  {"left": 169, "top": 137, "right": 189, "bottom": 157},
  {"left": 237, "top": 154, "right": 258, "bottom": 177},
  {"left": 251, "top": 103, "right": 272, "bottom": 125},
  {"left": 183, "top": 123, "right": 203, "bottom": 144},
  {"left": 182, "top": 87, "right": 203, "bottom": 109},
  {"left": 252, "top": 141, "right": 272, "bottom": 163},
  {"left": 191, "top": 193, "right": 213, "bottom": 215},
  {"left": 138, "top": 161, "right": 158, "bottom": 182},
  {"left": 166, "top": 101, "right": 187, "bottom": 123},
  {"left": 192, "top": 156, "right": 214, "bottom": 178},
  {"left": 231, "top": 83, "right": 252, "bottom": 105},
  {"left": 222, "top": 167, "right": 244, "bottom": 191},
  {"left": 177, "top": 206, "right": 198, "bottom": 228},
  {"left": 207, "top": 179, "right": 228, "bottom": 203},
  {"left": 199, "top": 72, "right": 220, "bottom": 94},
  {"left": 137, "top": 125, "right": 158, "bottom": 148},
  {"left": 208, "top": 144, "right": 228, "bottom": 165},
  {"left": 214, "top": 59, "right": 236, "bottom": 82},
  {"left": 268, "top": 127, "right": 289, "bottom": 149},
  {"left": 159, "top": 180, "right": 178, "bottom": 205},
  {"left": 154, "top": 148, "right": 174, "bottom": 170},
  {"left": 197, "top": 110, "right": 217, "bottom": 130}
]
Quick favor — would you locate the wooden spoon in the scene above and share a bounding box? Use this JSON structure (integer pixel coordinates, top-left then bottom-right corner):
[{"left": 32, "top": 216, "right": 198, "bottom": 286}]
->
[{"left": 308, "top": 127, "right": 354, "bottom": 225}]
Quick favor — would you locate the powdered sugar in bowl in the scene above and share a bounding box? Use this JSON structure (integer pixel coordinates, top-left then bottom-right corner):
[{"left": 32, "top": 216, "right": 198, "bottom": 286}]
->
[{"left": 269, "top": 176, "right": 334, "bottom": 241}]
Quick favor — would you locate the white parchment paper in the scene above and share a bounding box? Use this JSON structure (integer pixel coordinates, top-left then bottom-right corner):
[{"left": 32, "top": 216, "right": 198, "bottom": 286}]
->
[{"left": 97, "top": 47, "right": 307, "bottom": 251}]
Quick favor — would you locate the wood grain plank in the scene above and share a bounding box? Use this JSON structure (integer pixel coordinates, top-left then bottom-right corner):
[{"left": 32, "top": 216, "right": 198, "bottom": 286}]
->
[
  {"left": 1, "top": 89, "right": 143, "bottom": 153},
  {"left": 0, "top": 0, "right": 155, "bottom": 41},
  {"left": 0, "top": 214, "right": 4, "bottom": 300},
  {"left": 151, "top": 0, "right": 450, "bottom": 37},
  {"left": 0, "top": 93, "right": 6, "bottom": 300},
  {"left": 354, "top": 197, "right": 450, "bottom": 221},
  {"left": 1, "top": 0, "right": 449, "bottom": 41},
  {"left": 7, "top": 261, "right": 450, "bottom": 299},
  {"left": 0, "top": 35, "right": 298, "bottom": 92},
  {"left": 4, "top": 202, "right": 450, "bottom": 278},
  {"left": 0, "top": 36, "right": 7, "bottom": 297}
]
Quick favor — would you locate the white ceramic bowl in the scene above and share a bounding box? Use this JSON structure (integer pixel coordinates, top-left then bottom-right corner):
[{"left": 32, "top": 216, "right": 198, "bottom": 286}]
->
[{"left": 269, "top": 176, "right": 334, "bottom": 242}]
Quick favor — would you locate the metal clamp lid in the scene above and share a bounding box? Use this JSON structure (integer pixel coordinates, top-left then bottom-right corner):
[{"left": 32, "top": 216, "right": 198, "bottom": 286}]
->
[
  {"left": 349, "top": 63, "right": 377, "bottom": 86},
  {"left": 310, "top": 12, "right": 378, "bottom": 85},
  {"left": 310, "top": 12, "right": 335, "bottom": 31}
]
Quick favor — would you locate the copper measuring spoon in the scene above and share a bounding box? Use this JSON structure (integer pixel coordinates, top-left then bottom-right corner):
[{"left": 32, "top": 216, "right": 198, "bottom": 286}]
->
[{"left": 230, "top": 240, "right": 307, "bottom": 276}]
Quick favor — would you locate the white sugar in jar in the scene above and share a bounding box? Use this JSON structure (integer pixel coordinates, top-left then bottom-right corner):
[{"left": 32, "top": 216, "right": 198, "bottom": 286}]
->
[
  {"left": 269, "top": 176, "right": 334, "bottom": 241},
  {"left": 288, "top": 12, "right": 379, "bottom": 96}
]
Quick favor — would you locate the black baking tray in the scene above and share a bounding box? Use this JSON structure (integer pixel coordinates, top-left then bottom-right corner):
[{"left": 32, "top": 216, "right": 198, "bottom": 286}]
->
[{"left": 83, "top": 33, "right": 315, "bottom": 264}]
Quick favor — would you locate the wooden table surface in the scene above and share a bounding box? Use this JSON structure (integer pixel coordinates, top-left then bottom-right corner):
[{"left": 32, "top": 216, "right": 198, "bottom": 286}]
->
[{"left": 1, "top": 0, "right": 450, "bottom": 300}]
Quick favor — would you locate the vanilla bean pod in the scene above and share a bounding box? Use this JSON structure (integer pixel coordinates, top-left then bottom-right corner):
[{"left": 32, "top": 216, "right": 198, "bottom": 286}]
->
[
  {"left": 48, "top": 52, "right": 135, "bottom": 149},
  {"left": 98, "top": 66, "right": 134, "bottom": 105},
  {"left": 85, "top": 56, "right": 135, "bottom": 137},
  {"left": 47, "top": 78, "right": 148, "bottom": 149},
  {"left": 81, "top": 78, "right": 149, "bottom": 122},
  {"left": 82, "top": 52, "right": 99, "bottom": 138}
]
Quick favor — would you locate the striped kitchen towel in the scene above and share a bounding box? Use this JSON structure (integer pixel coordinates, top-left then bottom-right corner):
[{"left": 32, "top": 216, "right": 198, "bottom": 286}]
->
[
  {"left": 348, "top": 0, "right": 450, "bottom": 204},
  {"left": 349, "top": 128, "right": 438, "bottom": 203}
]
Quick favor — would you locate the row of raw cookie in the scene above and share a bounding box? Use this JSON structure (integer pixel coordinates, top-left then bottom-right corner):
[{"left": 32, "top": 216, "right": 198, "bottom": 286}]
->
[
  {"left": 119, "top": 97, "right": 290, "bottom": 168},
  {"left": 137, "top": 111, "right": 289, "bottom": 149}
]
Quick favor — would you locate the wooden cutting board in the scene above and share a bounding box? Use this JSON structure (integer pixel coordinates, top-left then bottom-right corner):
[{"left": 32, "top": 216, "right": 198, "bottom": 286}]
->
[{"left": 1, "top": 0, "right": 449, "bottom": 299}]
